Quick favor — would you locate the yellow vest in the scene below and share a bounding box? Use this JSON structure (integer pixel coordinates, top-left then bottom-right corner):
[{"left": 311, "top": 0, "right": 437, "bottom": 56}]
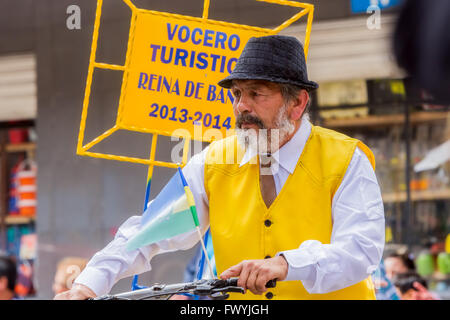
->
[{"left": 204, "top": 125, "right": 377, "bottom": 300}]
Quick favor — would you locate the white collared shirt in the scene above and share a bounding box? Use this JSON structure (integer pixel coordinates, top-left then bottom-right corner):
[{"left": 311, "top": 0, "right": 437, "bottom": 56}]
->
[{"left": 75, "top": 120, "right": 385, "bottom": 296}]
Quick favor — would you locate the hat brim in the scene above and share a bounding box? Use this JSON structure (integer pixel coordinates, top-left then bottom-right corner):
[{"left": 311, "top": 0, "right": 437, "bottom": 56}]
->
[{"left": 218, "top": 73, "right": 319, "bottom": 91}]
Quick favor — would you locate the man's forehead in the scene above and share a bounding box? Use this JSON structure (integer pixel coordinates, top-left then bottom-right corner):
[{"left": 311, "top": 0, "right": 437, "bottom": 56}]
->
[{"left": 231, "top": 79, "right": 279, "bottom": 90}]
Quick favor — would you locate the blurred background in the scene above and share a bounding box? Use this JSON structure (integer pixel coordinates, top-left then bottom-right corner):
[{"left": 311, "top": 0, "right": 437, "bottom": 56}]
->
[{"left": 0, "top": 0, "right": 448, "bottom": 299}]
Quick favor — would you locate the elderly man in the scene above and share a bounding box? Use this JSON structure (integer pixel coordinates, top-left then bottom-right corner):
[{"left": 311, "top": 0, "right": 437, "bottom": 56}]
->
[{"left": 56, "top": 35, "right": 384, "bottom": 300}]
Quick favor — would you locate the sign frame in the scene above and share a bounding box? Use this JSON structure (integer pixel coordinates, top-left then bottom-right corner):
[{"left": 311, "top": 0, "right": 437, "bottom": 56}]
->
[{"left": 77, "top": 0, "right": 315, "bottom": 167}]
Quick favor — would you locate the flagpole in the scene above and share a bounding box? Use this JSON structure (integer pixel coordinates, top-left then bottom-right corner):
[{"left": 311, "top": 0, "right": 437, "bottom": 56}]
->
[
  {"left": 178, "top": 167, "right": 216, "bottom": 279},
  {"left": 131, "top": 134, "right": 159, "bottom": 291},
  {"left": 132, "top": 135, "right": 215, "bottom": 289},
  {"left": 195, "top": 226, "right": 215, "bottom": 279}
]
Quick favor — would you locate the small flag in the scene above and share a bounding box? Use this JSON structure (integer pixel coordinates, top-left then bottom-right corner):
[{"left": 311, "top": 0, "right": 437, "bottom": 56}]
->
[{"left": 126, "top": 168, "right": 199, "bottom": 251}]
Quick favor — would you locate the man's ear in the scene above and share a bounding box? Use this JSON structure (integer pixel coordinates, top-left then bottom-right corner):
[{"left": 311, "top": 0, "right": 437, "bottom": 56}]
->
[
  {"left": 0, "top": 276, "right": 7, "bottom": 291},
  {"left": 289, "top": 89, "right": 309, "bottom": 121}
]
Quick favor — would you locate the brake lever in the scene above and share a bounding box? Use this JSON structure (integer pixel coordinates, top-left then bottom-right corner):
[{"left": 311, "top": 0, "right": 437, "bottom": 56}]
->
[
  {"left": 90, "top": 295, "right": 130, "bottom": 300},
  {"left": 210, "top": 292, "right": 229, "bottom": 300},
  {"left": 211, "top": 285, "right": 245, "bottom": 295},
  {"left": 208, "top": 284, "right": 244, "bottom": 300}
]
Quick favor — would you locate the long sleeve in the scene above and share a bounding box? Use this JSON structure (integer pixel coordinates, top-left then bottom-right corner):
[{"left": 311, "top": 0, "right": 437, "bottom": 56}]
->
[
  {"left": 74, "top": 147, "right": 210, "bottom": 296},
  {"left": 278, "top": 147, "right": 385, "bottom": 294}
]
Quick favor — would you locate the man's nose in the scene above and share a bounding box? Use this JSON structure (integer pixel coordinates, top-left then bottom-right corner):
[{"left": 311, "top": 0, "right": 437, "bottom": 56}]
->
[{"left": 235, "top": 95, "right": 252, "bottom": 114}]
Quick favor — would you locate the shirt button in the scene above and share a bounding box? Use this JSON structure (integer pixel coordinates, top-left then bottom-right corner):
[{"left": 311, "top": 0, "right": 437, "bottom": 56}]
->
[
  {"left": 265, "top": 292, "right": 274, "bottom": 299},
  {"left": 264, "top": 219, "right": 272, "bottom": 227}
]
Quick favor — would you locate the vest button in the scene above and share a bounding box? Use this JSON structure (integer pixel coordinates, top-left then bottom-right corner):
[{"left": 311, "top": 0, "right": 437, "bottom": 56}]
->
[
  {"left": 265, "top": 292, "right": 274, "bottom": 299},
  {"left": 264, "top": 219, "right": 272, "bottom": 227}
]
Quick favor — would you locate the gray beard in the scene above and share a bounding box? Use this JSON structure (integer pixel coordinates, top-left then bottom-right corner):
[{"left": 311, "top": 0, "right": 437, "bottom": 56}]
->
[{"left": 236, "top": 104, "right": 296, "bottom": 155}]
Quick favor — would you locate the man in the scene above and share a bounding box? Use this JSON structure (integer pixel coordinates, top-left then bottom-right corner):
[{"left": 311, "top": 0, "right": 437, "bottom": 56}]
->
[
  {"left": 55, "top": 35, "right": 384, "bottom": 300},
  {"left": 52, "top": 257, "right": 88, "bottom": 295},
  {"left": 0, "top": 256, "right": 18, "bottom": 300},
  {"left": 392, "top": 272, "right": 439, "bottom": 300},
  {"left": 384, "top": 251, "right": 415, "bottom": 281},
  {"left": 372, "top": 259, "right": 400, "bottom": 300}
]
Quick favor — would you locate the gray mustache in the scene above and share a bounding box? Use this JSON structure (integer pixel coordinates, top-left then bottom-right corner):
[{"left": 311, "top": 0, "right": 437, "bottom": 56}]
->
[{"left": 235, "top": 113, "right": 265, "bottom": 129}]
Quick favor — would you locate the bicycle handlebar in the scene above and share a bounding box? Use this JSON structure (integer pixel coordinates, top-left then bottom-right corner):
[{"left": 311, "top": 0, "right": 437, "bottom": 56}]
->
[{"left": 91, "top": 278, "right": 276, "bottom": 300}]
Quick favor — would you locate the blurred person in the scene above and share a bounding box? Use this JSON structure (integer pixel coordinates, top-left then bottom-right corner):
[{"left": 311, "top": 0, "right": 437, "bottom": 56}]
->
[
  {"left": 53, "top": 257, "right": 88, "bottom": 295},
  {"left": 392, "top": 272, "right": 439, "bottom": 300},
  {"left": 384, "top": 251, "right": 415, "bottom": 280},
  {"left": 15, "top": 260, "right": 35, "bottom": 298},
  {"left": 372, "top": 259, "right": 400, "bottom": 300},
  {"left": 0, "top": 256, "right": 17, "bottom": 300},
  {"left": 394, "top": 0, "right": 450, "bottom": 103}
]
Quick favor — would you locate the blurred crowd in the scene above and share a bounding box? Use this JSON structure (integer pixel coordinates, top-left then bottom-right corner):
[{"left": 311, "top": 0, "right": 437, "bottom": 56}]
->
[
  {"left": 374, "top": 249, "right": 444, "bottom": 300},
  {"left": 0, "top": 255, "right": 87, "bottom": 300}
]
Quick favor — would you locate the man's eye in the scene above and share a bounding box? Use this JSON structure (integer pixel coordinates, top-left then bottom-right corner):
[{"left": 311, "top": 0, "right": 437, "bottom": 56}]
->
[
  {"left": 250, "top": 91, "right": 262, "bottom": 97},
  {"left": 232, "top": 90, "right": 241, "bottom": 98}
]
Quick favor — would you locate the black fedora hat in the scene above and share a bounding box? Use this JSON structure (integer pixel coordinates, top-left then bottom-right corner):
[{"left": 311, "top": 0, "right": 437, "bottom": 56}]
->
[{"left": 218, "top": 35, "right": 318, "bottom": 90}]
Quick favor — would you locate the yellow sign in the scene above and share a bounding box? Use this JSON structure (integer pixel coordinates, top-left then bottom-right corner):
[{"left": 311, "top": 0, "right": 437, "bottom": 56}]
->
[
  {"left": 77, "top": 0, "right": 315, "bottom": 167},
  {"left": 119, "top": 13, "right": 267, "bottom": 140}
]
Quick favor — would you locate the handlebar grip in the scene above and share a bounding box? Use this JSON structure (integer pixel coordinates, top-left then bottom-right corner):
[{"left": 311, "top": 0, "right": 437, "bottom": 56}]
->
[
  {"left": 226, "top": 278, "right": 239, "bottom": 287},
  {"left": 266, "top": 279, "right": 277, "bottom": 288},
  {"left": 226, "top": 278, "right": 277, "bottom": 288}
]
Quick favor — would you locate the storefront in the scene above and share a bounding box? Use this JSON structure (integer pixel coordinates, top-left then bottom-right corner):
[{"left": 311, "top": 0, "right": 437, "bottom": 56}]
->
[
  {"left": 283, "top": 14, "right": 450, "bottom": 297},
  {"left": 0, "top": 53, "right": 37, "bottom": 298}
]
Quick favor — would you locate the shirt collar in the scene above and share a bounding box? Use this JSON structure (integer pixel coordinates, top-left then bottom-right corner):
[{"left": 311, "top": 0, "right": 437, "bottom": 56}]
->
[{"left": 239, "top": 119, "right": 312, "bottom": 174}]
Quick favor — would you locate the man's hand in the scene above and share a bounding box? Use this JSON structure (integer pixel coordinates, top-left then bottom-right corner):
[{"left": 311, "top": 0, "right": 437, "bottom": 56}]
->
[
  {"left": 219, "top": 256, "right": 288, "bottom": 295},
  {"left": 411, "top": 282, "right": 438, "bottom": 300},
  {"left": 53, "top": 283, "right": 97, "bottom": 300}
]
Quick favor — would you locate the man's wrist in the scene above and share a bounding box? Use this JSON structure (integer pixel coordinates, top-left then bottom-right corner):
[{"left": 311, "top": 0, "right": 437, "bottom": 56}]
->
[
  {"left": 72, "top": 283, "right": 97, "bottom": 297},
  {"left": 275, "top": 254, "right": 289, "bottom": 281},
  {"left": 74, "top": 266, "right": 111, "bottom": 297},
  {"left": 277, "top": 249, "right": 314, "bottom": 282}
]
